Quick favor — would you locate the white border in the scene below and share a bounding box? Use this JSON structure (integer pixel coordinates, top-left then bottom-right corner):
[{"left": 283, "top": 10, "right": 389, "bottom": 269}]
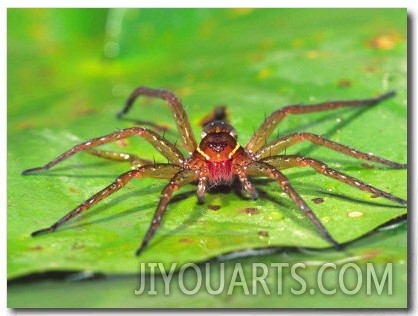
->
[
  {"left": 1, "top": 0, "right": 415, "bottom": 8},
  {"left": 3, "top": 2, "right": 415, "bottom": 316}
]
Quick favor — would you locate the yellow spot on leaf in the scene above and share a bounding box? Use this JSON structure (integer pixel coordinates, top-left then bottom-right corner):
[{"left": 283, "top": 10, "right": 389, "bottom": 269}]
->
[
  {"left": 366, "top": 33, "right": 403, "bottom": 50},
  {"left": 257, "top": 68, "right": 272, "bottom": 80},
  {"left": 348, "top": 211, "right": 364, "bottom": 218}
]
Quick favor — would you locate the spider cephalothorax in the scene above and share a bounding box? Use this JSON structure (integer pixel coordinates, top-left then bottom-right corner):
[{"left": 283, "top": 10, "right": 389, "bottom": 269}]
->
[{"left": 22, "top": 87, "right": 407, "bottom": 255}]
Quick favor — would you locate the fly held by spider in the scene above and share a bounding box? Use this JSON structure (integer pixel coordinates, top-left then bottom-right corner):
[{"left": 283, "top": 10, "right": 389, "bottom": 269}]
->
[{"left": 22, "top": 87, "right": 407, "bottom": 255}]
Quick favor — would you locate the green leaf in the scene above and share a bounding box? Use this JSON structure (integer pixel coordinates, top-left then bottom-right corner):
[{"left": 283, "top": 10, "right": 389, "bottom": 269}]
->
[
  {"left": 8, "top": 223, "right": 407, "bottom": 308},
  {"left": 8, "top": 8, "right": 407, "bottom": 307}
]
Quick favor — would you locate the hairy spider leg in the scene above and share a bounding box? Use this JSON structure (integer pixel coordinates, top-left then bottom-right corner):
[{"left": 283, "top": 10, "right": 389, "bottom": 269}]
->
[
  {"left": 197, "top": 177, "right": 208, "bottom": 203},
  {"left": 87, "top": 148, "right": 154, "bottom": 169},
  {"left": 117, "top": 86, "right": 198, "bottom": 154},
  {"left": 21, "top": 127, "right": 184, "bottom": 175},
  {"left": 261, "top": 155, "right": 407, "bottom": 205},
  {"left": 31, "top": 164, "right": 182, "bottom": 237},
  {"left": 255, "top": 132, "right": 407, "bottom": 169},
  {"left": 247, "top": 161, "right": 342, "bottom": 249},
  {"left": 236, "top": 168, "right": 260, "bottom": 199},
  {"left": 246, "top": 91, "right": 396, "bottom": 154},
  {"left": 135, "top": 169, "right": 198, "bottom": 256}
]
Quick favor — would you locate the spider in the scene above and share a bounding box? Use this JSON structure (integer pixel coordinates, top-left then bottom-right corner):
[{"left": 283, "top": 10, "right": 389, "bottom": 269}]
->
[{"left": 22, "top": 87, "right": 407, "bottom": 256}]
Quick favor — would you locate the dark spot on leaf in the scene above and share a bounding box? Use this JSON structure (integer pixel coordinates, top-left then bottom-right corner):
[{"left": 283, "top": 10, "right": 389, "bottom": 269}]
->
[
  {"left": 29, "top": 245, "right": 43, "bottom": 251},
  {"left": 75, "top": 108, "right": 98, "bottom": 116},
  {"left": 362, "top": 249, "right": 382, "bottom": 259},
  {"left": 69, "top": 187, "right": 79, "bottom": 194},
  {"left": 72, "top": 242, "right": 85, "bottom": 250},
  {"left": 239, "top": 207, "right": 260, "bottom": 216},
  {"left": 361, "top": 162, "right": 374, "bottom": 169},
  {"left": 258, "top": 230, "right": 269, "bottom": 237},
  {"left": 18, "top": 121, "right": 36, "bottom": 130},
  {"left": 179, "top": 238, "right": 193, "bottom": 243},
  {"left": 311, "top": 197, "right": 324, "bottom": 204},
  {"left": 337, "top": 79, "right": 352, "bottom": 88},
  {"left": 207, "top": 204, "right": 221, "bottom": 211},
  {"left": 363, "top": 65, "right": 379, "bottom": 73}
]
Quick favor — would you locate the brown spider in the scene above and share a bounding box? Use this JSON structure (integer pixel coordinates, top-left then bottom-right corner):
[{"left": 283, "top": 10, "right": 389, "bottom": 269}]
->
[{"left": 22, "top": 87, "right": 407, "bottom": 256}]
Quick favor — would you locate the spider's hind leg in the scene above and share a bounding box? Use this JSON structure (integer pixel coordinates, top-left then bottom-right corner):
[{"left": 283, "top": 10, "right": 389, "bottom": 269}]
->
[
  {"left": 255, "top": 132, "right": 406, "bottom": 169},
  {"left": 262, "top": 155, "right": 407, "bottom": 205}
]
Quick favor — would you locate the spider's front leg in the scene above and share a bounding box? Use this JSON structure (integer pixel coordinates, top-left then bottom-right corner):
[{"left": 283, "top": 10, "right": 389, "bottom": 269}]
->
[
  {"left": 135, "top": 169, "right": 198, "bottom": 256},
  {"left": 236, "top": 168, "right": 260, "bottom": 199},
  {"left": 117, "top": 86, "right": 198, "bottom": 155},
  {"left": 21, "top": 127, "right": 184, "bottom": 175}
]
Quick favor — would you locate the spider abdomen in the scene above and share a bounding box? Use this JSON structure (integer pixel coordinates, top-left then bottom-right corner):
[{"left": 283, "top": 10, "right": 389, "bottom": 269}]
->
[{"left": 207, "top": 159, "right": 233, "bottom": 184}]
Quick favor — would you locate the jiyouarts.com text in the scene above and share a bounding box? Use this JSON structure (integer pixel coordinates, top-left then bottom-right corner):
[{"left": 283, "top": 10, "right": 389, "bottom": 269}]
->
[{"left": 134, "top": 262, "right": 393, "bottom": 296}]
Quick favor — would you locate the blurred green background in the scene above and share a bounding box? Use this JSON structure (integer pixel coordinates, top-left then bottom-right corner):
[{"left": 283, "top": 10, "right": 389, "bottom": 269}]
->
[{"left": 8, "top": 8, "right": 407, "bottom": 308}]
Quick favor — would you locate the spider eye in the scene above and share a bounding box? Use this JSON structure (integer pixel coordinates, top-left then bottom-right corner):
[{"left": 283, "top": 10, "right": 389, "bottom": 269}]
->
[{"left": 208, "top": 141, "right": 228, "bottom": 153}]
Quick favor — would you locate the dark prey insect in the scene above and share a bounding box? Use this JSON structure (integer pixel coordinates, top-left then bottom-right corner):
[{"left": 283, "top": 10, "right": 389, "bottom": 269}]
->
[{"left": 22, "top": 87, "right": 407, "bottom": 255}]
